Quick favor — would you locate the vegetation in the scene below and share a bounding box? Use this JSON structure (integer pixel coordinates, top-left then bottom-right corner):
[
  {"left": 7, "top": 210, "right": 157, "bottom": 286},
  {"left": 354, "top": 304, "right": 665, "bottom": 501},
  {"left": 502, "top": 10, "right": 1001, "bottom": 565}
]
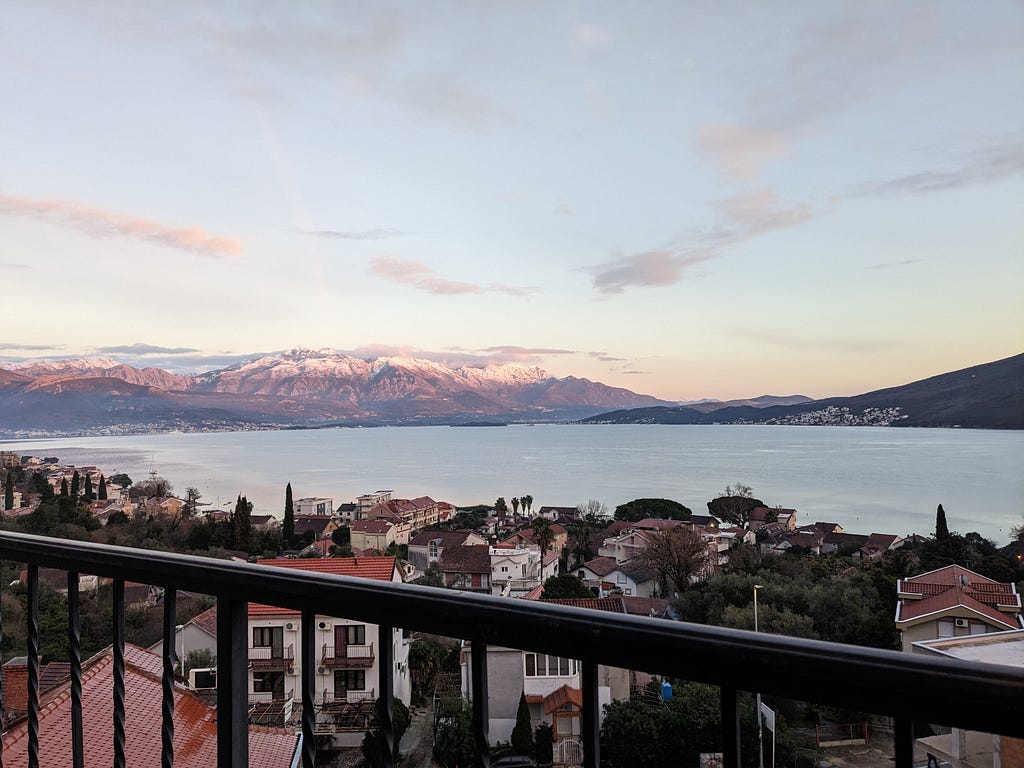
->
[
  {"left": 433, "top": 699, "right": 479, "bottom": 768},
  {"left": 638, "top": 526, "right": 710, "bottom": 597},
  {"left": 361, "top": 698, "right": 411, "bottom": 768},
  {"left": 283, "top": 482, "right": 295, "bottom": 545},
  {"left": 511, "top": 693, "right": 534, "bottom": 753},
  {"left": 614, "top": 497, "right": 692, "bottom": 522},
  {"left": 935, "top": 503, "right": 950, "bottom": 541},
  {"left": 541, "top": 573, "right": 593, "bottom": 599},
  {"left": 707, "top": 491, "right": 764, "bottom": 527},
  {"left": 531, "top": 516, "right": 555, "bottom": 565}
]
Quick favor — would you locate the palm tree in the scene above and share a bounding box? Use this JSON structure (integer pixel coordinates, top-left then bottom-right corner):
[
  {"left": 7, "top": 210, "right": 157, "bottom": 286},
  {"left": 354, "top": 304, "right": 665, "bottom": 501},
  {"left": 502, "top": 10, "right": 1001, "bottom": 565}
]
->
[
  {"left": 531, "top": 516, "right": 555, "bottom": 569},
  {"left": 523, "top": 494, "right": 534, "bottom": 515},
  {"left": 511, "top": 497, "right": 520, "bottom": 515}
]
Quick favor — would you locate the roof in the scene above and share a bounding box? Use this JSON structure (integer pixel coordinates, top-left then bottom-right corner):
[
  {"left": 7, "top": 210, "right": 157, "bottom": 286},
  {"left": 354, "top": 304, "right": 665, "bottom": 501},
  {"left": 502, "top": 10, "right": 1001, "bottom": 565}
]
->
[
  {"left": 631, "top": 518, "right": 686, "bottom": 531},
  {"left": 292, "top": 515, "right": 332, "bottom": 535},
  {"left": 543, "top": 684, "right": 583, "bottom": 714},
  {"left": 896, "top": 585, "right": 1021, "bottom": 630},
  {"left": 540, "top": 597, "right": 627, "bottom": 613},
  {"left": 408, "top": 529, "right": 482, "bottom": 547},
  {"left": 189, "top": 606, "right": 218, "bottom": 637},
  {"left": 249, "top": 557, "right": 397, "bottom": 615},
  {"left": 896, "top": 566, "right": 1022, "bottom": 631},
  {"left": 438, "top": 544, "right": 492, "bottom": 574},
  {"left": 862, "top": 533, "right": 899, "bottom": 551},
  {"left": 352, "top": 519, "right": 394, "bottom": 534},
  {"left": 615, "top": 560, "right": 657, "bottom": 582},
  {"left": 902, "top": 564, "right": 1005, "bottom": 590},
  {"left": 580, "top": 556, "right": 619, "bottom": 577},
  {"left": 913, "top": 630, "right": 1024, "bottom": 667},
  {"left": 1, "top": 645, "right": 298, "bottom": 768}
]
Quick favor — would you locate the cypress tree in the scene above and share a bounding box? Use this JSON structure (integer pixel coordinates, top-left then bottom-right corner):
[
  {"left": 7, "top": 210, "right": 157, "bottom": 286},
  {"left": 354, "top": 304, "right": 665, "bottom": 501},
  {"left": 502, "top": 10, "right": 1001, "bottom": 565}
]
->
[
  {"left": 70, "top": 470, "right": 81, "bottom": 497},
  {"left": 84, "top": 473, "right": 94, "bottom": 501},
  {"left": 233, "top": 494, "right": 253, "bottom": 551},
  {"left": 98, "top": 474, "right": 108, "bottom": 500},
  {"left": 511, "top": 692, "right": 534, "bottom": 753},
  {"left": 60, "top": 477, "right": 69, "bottom": 496},
  {"left": 284, "top": 482, "right": 295, "bottom": 545},
  {"left": 936, "top": 504, "right": 950, "bottom": 541},
  {"left": 4, "top": 473, "right": 14, "bottom": 511}
]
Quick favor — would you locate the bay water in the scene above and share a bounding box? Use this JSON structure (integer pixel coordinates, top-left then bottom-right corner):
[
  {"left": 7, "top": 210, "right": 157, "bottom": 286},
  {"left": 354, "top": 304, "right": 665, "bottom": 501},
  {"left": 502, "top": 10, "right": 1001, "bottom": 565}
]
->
[{"left": 3, "top": 424, "right": 1021, "bottom": 545}]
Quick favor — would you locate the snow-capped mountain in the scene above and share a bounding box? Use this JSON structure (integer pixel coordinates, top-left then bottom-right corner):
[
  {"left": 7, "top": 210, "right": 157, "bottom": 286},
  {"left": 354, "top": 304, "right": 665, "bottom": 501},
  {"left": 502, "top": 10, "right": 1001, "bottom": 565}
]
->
[{"left": 0, "top": 348, "right": 671, "bottom": 433}]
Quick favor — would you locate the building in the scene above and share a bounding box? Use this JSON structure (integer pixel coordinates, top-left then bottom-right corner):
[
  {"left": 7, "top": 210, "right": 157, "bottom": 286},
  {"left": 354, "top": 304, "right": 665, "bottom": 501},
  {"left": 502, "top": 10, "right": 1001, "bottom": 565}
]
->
[
  {"left": 0, "top": 644, "right": 300, "bottom": 767},
  {"left": 247, "top": 556, "right": 412, "bottom": 746},
  {"left": 349, "top": 519, "right": 399, "bottom": 552},
  {"left": 295, "top": 496, "right": 333, "bottom": 516},
  {"left": 367, "top": 495, "right": 440, "bottom": 530},
  {"left": 292, "top": 514, "right": 338, "bottom": 541},
  {"left": 577, "top": 557, "right": 658, "bottom": 598},
  {"left": 895, "top": 565, "right": 1024, "bottom": 652},
  {"left": 490, "top": 544, "right": 559, "bottom": 597},
  {"left": 407, "top": 529, "right": 487, "bottom": 574},
  {"left": 149, "top": 604, "right": 218, "bottom": 669},
  {"left": 438, "top": 544, "right": 493, "bottom": 593}
]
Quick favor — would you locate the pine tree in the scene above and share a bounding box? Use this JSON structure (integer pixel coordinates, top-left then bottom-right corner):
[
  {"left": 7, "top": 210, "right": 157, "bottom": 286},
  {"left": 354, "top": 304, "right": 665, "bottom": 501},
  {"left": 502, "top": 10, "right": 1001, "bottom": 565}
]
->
[
  {"left": 60, "top": 478, "right": 69, "bottom": 496},
  {"left": 70, "top": 470, "right": 81, "bottom": 497},
  {"left": 98, "top": 474, "right": 108, "bottom": 501},
  {"left": 84, "top": 473, "right": 94, "bottom": 501},
  {"left": 511, "top": 692, "right": 534, "bottom": 753},
  {"left": 4, "top": 473, "right": 14, "bottom": 511},
  {"left": 936, "top": 504, "right": 950, "bottom": 541},
  {"left": 284, "top": 482, "right": 295, "bottom": 545}
]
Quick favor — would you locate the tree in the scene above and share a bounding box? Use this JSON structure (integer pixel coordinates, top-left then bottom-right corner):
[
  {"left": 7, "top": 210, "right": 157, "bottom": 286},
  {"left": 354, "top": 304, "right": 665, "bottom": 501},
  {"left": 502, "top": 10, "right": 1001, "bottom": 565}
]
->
[
  {"left": 130, "top": 475, "right": 173, "bottom": 499},
  {"left": 108, "top": 473, "right": 132, "bottom": 488},
  {"left": 60, "top": 478, "right": 69, "bottom": 497},
  {"left": 232, "top": 494, "right": 253, "bottom": 551},
  {"left": 936, "top": 504, "right": 951, "bottom": 541},
  {"left": 495, "top": 497, "right": 508, "bottom": 515},
  {"left": 97, "top": 474, "right": 107, "bottom": 501},
  {"left": 577, "top": 498, "right": 610, "bottom": 522},
  {"left": 511, "top": 496, "right": 520, "bottom": 515},
  {"left": 523, "top": 494, "right": 533, "bottom": 514},
  {"left": 183, "top": 648, "right": 215, "bottom": 676},
  {"left": 29, "top": 472, "right": 55, "bottom": 501},
  {"left": 541, "top": 573, "right": 593, "bottom": 599},
  {"left": 4, "top": 472, "right": 13, "bottom": 511},
  {"left": 638, "top": 526, "right": 708, "bottom": 596},
  {"left": 283, "top": 482, "right": 295, "bottom": 544},
  {"left": 70, "top": 471, "right": 81, "bottom": 497},
  {"left": 433, "top": 699, "right": 478, "bottom": 768},
  {"left": 532, "top": 516, "right": 556, "bottom": 565},
  {"left": 723, "top": 482, "right": 753, "bottom": 498},
  {"left": 615, "top": 498, "right": 692, "bottom": 523},
  {"left": 707, "top": 493, "right": 764, "bottom": 527},
  {"left": 511, "top": 692, "right": 534, "bottom": 753},
  {"left": 83, "top": 473, "right": 94, "bottom": 501},
  {"left": 1011, "top": 516, "right": 1024, "bottom": 542}
]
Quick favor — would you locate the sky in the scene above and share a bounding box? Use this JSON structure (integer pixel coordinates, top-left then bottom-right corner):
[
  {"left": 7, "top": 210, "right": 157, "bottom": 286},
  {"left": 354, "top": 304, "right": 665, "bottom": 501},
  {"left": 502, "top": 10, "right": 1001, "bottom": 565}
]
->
[{"left": 1, "top": 1, "right": 1022, "bottom": 401}]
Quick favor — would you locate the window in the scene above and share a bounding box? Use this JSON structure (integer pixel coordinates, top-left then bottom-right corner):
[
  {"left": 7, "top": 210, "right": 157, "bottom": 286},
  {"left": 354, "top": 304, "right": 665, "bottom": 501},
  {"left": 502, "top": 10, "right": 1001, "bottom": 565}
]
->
[
  {"left": 428, "top": 541, "right": 439, "bottom": 559},
  {"left": 969, "top": 623, "right": 987, "bottom": 635},
  {"left": 524, "top": 653, "right": 577, "bottom": 677},
  {"left": 937, "top": 620, "right": 955, "bottom": 638},
  {"left": 253, "top": 671, "right": 284, "bottom": 697},
  {"left": 335, "top": 669, "right": 365, "bottom": 692},
  {"left": 501, "top": 566, "right": 509, "bottom": 573},
  {"left": 253, "top": 626, "right": 284, "bottom": 654},
  {"left": 346, "top": 625, "right": 366, "bottom": 645}
]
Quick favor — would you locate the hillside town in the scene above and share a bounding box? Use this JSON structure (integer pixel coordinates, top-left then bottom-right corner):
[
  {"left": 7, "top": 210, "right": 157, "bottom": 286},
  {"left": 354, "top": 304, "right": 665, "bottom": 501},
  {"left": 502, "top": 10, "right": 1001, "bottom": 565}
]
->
[{"left": 1, "top": 451, "right": 1022, "bottom": 768}]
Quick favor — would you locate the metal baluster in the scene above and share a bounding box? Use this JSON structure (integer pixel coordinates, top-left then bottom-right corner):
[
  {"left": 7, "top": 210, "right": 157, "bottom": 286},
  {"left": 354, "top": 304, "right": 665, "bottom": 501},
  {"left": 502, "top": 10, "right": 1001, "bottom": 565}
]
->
[
  {"left": 378, "top": 623, "right": 395, "bottom": 768},
  {"left": 0, "top": 557, "right": 5, "bottom": 768},
  {"left": 216, "top": 597, "right": 249, "bottom": 768},
  {"left": 27, "top": 564, "right": 40, "bottom": 768},
  {"left": 67, "top": 572, "right": 84, "bottom": 768},
  {"left": 720, "top": 685, "right": 741, "bottom": 768},
  {"left": 162, "top": 588, "right": 177, "bottom": 768},
  {"left": 581, "top": 661, "right": 600, "bottom": 768},
  {"left": 470, "top": 640, "right": 491, "bottom": 768},
  {"left": 113, "top": 579, "right": 126, "bottom": 768},
  {"left": 300, "top": 612, "right": 315, "bottom": 768},
  {"left": 894, "top": 717, "right": 913, "bottom": 768}
]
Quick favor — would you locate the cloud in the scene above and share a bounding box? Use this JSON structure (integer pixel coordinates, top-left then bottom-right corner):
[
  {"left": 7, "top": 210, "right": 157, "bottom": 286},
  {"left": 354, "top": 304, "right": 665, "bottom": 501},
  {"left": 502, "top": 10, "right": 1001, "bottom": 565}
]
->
[
  {"left": 853, "top": 139, "right": 1024, "bottom": 198},
  {"left": 0, "top": 262, "right": 31, "bottom": 271},
  {"left": 345, "top": 344, "right": 561, "bottom": 368},
  {"left": 96, "top": 343, "right": 200, "bottom": 355},
  {"left": 697, "top": 123, "right": 788, "bottom": 181},
  {"left": 0, "top": 343, "right": 64, "bottom": 351},
  {"left": 589, "top": 190, "right": 813, "bottom": 293},
  {"left": 478, "top": 346, "right": 575, "bottom": 356},
  {"left": 590, "top": 351, "right": 626, "bottom": 362},
  {"left": 744, "top": 330, "right": 894, "bottom": 353},
  {"left": 574, "top": 24, "right": 612, "bottom": 46},
  {"left": 369, "top": 256, "right": 540, "bottom": 296},
  {"left": 619, "top": 370, "right": 651, "bottom": 375},
  {"left": 0, "top": 194, "right": 242, "bottom": 258},
  {"left": 862, "top": 259, "right": 926, "bottom": 271},
  {"left": 298, "top": 228, "right": 407, "bottom": 240}
]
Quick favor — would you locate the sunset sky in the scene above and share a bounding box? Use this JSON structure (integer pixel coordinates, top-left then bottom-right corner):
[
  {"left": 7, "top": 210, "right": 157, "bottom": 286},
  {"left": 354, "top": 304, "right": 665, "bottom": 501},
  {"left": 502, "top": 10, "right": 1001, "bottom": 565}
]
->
[{"left": 2, "top": 2, "right": 1022, "bottom": 401}]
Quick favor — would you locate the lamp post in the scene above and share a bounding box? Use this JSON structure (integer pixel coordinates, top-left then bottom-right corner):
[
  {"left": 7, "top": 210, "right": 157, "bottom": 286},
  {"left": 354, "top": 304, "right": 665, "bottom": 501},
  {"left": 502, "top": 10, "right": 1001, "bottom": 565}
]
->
[
  {"left": 176, "top": 624, "right": 186, "bottom": 676},
  {"left": 754, "top": 584, "right": 764, "bottom": 768}
]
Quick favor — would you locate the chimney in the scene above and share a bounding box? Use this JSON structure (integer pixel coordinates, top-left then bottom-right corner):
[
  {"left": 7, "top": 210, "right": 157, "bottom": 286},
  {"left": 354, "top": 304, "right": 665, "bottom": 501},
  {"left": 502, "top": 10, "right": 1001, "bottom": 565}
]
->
[{"left": 2, "top": 657, "right": 31, "bottom": 715}]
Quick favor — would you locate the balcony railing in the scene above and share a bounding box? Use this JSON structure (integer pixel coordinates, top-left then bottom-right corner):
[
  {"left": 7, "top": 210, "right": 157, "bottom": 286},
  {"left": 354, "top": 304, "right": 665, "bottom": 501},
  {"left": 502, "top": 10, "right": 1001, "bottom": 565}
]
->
[
  {"left": 321, "top": 642, "right": 374, "bottom": 669},
  {"left": 248, "top": 643, "right": 294, "bottom": 670},
  {"left": 1, "top": 531, "right": 1022, "bottom": 768},
  {"left": 248, "top": 688, "right": 294, "bottom": 706}
]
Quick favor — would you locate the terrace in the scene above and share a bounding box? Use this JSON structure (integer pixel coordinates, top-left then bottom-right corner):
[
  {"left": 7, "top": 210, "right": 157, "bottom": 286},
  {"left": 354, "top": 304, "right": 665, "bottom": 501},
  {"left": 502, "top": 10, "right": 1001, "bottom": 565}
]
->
[{"left": 0, "top": 530, "right": 1021, "bottom": 768}]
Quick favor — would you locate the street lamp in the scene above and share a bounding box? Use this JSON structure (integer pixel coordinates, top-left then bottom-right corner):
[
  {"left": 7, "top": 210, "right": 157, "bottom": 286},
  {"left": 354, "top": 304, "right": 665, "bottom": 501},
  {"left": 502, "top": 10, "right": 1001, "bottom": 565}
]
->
[
  {"left": 176, "top": 624, "right": 186, "bottom": 676},
  {"left": 753, "top": 585, "right": 764, "bottom": 768}
]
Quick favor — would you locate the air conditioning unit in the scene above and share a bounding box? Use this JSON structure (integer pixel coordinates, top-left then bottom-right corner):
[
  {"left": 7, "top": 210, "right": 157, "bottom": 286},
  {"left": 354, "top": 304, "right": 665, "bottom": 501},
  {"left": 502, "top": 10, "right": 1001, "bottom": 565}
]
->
[
  {"left": 285, "top": 622, "right": 294, "bottom": 630},
  {"left": 189, "top": 667, "right": 217, "bottom": 689},
  {"left": 317, "top": 666, "right": 328, "bottom": 675},
  {"left": 954, "top": 618, "right": 969, "bottom": 628},
  {"left": 318, "top": 621, "right": 328, "bottom": 630}
]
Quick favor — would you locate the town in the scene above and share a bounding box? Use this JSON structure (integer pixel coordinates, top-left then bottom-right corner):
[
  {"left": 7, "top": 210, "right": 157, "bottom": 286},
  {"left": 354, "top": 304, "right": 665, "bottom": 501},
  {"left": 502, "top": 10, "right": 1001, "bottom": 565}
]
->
[{"left": 1, "top": 451, "right": 1022, "bottom": 768}]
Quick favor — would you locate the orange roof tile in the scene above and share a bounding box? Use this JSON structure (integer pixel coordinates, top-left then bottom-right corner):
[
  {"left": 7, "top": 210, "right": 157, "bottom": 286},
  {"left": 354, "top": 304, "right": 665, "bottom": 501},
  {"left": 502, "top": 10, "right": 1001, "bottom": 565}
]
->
[
  {"left": 249, "top": 557, "right": 397, "bottom": 616},
  {"left": 543, "top": 684, "right": 583, "bottom": 714}
]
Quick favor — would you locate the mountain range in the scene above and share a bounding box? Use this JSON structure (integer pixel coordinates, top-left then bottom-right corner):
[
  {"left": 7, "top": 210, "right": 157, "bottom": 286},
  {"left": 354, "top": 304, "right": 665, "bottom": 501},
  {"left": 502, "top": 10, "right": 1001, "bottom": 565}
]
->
[
  {"left": 583, "top": 353, "right": 1024, "bottom": 429},
  {"left": 0, "top": 349, "right": 671, "bottom": 435}
]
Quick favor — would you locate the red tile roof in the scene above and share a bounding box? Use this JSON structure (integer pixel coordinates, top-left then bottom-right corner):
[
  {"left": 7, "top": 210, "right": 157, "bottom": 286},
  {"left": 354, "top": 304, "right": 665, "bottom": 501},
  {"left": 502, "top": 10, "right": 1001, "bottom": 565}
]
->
[
  {"left": 543, "top": 684, "right": 583, "bottom": 714},
  {"left": 1, "top": 644, "right": 298, "bottom": 768},
  {"left": 540, "top": 598, "right": 626, "bottom": 613},
  {"left": 897, "top": 585, "right": 1021, "bottom": 630},
  {"left": 250, "top": 557, "right": 397, "bottom": 616},
  {"left": 580, "top": 556, "right": 618, "bottom": 577},
  {"left": 190, "top": 606, "right": 218, "bottom": 637},
  {"left": 438, "top": 545, "right": 492, "bottom": 574}
]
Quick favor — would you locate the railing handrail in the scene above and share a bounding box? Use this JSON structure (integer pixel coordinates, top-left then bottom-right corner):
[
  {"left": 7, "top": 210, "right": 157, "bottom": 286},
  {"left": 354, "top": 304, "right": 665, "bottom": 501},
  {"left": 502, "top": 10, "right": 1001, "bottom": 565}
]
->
[
  {"left": 322, "top": 642, "right": 374, "bottom": 659},
  {"left": 1, "top": 530, "right": 1022, "bottom": 737}
]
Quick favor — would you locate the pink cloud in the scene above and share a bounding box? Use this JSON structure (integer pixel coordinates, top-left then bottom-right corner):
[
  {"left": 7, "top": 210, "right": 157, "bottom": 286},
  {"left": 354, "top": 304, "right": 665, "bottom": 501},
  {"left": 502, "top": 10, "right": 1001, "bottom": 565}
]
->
[
  {"left": 0, "top": 194, "right": 242, "bottom": 258},
  {"left": 697, "top": 123, "right": 787, "bottom": 181},
  {"left": 369, "top": 256, "right": 540, "bottom": 296}
]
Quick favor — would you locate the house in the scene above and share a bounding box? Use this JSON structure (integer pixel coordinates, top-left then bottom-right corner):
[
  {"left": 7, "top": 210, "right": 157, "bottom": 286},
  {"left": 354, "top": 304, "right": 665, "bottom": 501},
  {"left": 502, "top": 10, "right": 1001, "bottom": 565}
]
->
[
  {"left": 576, "top": 556, "right": 657, "bottom": 598},
  {"left": 500, "top": 522, "right": 568, "bottom": 554},
  {"left": 357, "top": 491, "right": 392, "bottom": 518},
  {"left": 247, "top": 557, "right": 412, "bottom": 746},
  {"left": 349, "top": 519, "right": 399, "bottom": 552},
  {"left": 407, "top": 529, "right": 487, "bottom": 574},
  {"left": 335, "top": 502, "right": 359, "bottom": 524},
  {"left": 292, "top": 514, "right": 338, "bottom": 540},
  {"left": 140, "top": 496, "right": 184, "bottom": 519},
  {"left": 855, "top": 532, "right": 902, "bottom": 559},
  {"left": 597, "top": 529, "right": 653, "bottom": 563},
  {"left": 536, "top": 505, "right": 579, "bottom": 521},
  {"left": 820, "top": 532, "right": 870, "bottom": 555},
  {"left": 490, "top": 544, "right": 559, "bottom": 597},
  {"left": 0, "top": 644, "right": 301, "bottom": 767},
  {"left": 895, "top": 565, "right": 1024, "bottom": 652},
  {"left": 2, "top": 657, "right": 71, "bottom": 726},
  {"left": 250, "top": 514, "right": 281, "bottom": 533},
  {"left": 438, "top": 544, "right": 492, "bottom": 592},
  {"left": 367, "top": 496, "right": 441, "bottom": 530},
  {"left": 748, "top": 507, "right": 797, "bottom": 532},
  {"left": 910, "top": 630, "right": 1024, "bottom": 768},
  {"left": 149, "top": 604, "right": 218, "bottom": 668},
  {"left": 295, "top": 496, "right": 333, "bottom": 516}
]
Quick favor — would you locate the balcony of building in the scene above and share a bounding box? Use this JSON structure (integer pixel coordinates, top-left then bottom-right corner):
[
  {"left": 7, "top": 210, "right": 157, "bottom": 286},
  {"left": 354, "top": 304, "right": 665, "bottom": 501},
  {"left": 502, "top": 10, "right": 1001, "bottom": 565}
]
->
[
  {"left": 248, "top": 644, "right": 294, "bottom": 671},
  {"left": 320, "top": 642, "right": 374, "bottom": 670},
  {"left": 0, "top": 530, "right": 1021, "bottom": 768}
]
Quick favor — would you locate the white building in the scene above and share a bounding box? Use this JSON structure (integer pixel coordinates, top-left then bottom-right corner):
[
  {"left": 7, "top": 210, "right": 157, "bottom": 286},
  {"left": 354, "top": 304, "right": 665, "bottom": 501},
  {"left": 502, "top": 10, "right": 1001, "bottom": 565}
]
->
[{"left": 295, "top": 497, "right": 334, "bottom": 516}]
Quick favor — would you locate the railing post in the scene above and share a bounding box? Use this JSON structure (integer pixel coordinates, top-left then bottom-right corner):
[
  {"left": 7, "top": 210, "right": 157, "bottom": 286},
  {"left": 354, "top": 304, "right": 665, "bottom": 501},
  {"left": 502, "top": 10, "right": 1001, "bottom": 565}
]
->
[
  {"left": 378, "top": 623, "right": 395, "bottom": 768},
  {"left": 67, "top": 572, "right": 84, "bottom": 768},
  {"left": 471, "top": 640, "right": 491, "bottom": 768},
  {"left": 720, "top": 685, "right": 741, "bottom": 768},
  {"left": 0, "top": 557, "right": 4, "bottom": 768},
  {"left": 581, "top": 661, "right": 600, "bottom": 768},
  {"left": 217, "top": 596, "right": 249, "bottom": 768},
  {"left": 113, "top": 579, "right": 126, "bottom": 768},
  {"left": 300, "top": 611, "right": 316, "bottom": 768},
  {"left": 161, "top": 588, "right": 177, "bottom": 768},
  {"left": 26, "top": 565, "right": 39, "bottom": 768}
]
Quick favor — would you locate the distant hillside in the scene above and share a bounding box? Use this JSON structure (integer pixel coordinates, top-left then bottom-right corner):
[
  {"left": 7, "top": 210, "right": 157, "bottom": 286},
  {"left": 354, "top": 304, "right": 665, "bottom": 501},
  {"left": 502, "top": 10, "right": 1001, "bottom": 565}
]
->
[
  {"left": 679, "top": 394, "right": 814, "bottom": 413},
  {"left": 584, "top": 354, "right": 1024, "bottom": 429}
]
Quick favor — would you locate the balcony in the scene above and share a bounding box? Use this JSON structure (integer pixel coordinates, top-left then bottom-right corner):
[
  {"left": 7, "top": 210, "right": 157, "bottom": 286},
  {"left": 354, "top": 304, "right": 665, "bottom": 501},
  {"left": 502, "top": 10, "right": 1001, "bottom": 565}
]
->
[
  {"left": 321, "top": 642, "right": 374, "bottom": 669},
  {"left": 1, "top": 530, "right": 1021, "bottom": 768},
  {"left": 248, "top": 644, "right": 294, "bottom": 671}
]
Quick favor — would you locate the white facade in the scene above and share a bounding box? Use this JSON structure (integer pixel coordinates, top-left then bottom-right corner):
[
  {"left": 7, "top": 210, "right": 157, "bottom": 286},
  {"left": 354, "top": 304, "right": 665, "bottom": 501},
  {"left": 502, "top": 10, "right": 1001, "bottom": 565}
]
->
[{"left": 296, "top": 497, "right": 334, "bottom": 516}]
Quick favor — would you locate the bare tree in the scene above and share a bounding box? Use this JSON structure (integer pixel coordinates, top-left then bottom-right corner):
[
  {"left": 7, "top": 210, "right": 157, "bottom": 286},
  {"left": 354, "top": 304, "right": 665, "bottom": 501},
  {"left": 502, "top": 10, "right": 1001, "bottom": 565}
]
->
[
  {"left": 577, "top": 498, "right": 609, "bottom": 522},
  {"left": 637, "top": 526, "right": 709, "bottom": 596}
]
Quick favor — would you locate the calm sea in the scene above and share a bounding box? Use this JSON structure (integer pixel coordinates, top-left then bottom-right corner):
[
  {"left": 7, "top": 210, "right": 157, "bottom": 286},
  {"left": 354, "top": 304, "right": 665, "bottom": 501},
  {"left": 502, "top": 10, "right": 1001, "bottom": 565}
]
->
[{"left": 2, "top": 425, "right": 1021, "bottom": 544}]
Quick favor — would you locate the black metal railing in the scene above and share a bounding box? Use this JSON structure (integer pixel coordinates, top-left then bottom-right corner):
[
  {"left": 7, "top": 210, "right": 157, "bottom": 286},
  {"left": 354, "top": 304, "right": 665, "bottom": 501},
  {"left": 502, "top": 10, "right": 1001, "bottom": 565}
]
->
[
  {"left": 0, "top": 531, "right": 1022, "bottom": 768},
  {"left": 321, "top": 642, "right": 374, "bottom": 669}
]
